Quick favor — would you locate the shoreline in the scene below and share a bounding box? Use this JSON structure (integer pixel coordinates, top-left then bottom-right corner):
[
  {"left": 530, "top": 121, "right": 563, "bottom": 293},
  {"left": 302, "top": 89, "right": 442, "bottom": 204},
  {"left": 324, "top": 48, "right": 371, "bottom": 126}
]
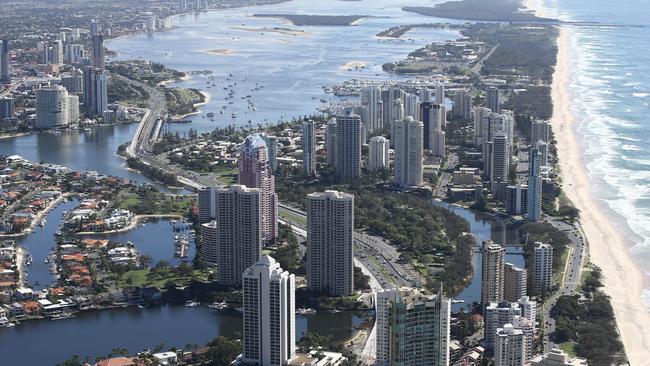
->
[
  {"left": 74, "top": 214, "right": 184, "bottom": 236},
  {"left": 551, "top": 26, "right": 650, "bottom": 363}
]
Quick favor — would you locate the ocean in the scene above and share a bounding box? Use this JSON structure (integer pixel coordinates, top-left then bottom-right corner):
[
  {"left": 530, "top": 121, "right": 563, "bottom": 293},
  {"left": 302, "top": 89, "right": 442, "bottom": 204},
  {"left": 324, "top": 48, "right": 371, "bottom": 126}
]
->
[{"left": 538, "top": 0, "right": 650, "bottom": 305}]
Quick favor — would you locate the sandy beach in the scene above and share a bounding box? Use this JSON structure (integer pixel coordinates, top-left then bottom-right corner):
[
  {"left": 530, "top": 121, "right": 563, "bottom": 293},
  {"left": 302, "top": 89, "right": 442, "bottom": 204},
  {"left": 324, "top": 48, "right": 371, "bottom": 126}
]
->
[{"left": 551, "top": 26, "right": 650, "bottom": 364}]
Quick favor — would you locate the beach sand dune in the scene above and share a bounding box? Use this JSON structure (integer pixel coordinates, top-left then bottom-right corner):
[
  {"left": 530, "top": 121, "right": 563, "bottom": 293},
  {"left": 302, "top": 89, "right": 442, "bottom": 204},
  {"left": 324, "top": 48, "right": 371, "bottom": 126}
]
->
[{"left": 551, "top": 27, "right": 650, "bottom": 364}]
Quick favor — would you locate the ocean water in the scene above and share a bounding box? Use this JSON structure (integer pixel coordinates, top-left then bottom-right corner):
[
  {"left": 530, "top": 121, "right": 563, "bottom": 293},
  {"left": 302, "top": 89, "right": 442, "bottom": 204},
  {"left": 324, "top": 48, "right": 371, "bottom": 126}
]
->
[{"left": 538, "top": 0, "right": 650, "bottom": 305}]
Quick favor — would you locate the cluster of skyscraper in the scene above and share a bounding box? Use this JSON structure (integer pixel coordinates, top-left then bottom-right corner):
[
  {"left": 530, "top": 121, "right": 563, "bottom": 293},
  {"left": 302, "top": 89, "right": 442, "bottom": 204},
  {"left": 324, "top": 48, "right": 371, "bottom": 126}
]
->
[
  {"left": 473, "top": 87, "right": 549, "bottom": 222},
  {"left": 31, "top": 19, "right": 109, "bottom": 129},
  {"left": 481, "top": 239, "right": 553, "bottom": 365}
]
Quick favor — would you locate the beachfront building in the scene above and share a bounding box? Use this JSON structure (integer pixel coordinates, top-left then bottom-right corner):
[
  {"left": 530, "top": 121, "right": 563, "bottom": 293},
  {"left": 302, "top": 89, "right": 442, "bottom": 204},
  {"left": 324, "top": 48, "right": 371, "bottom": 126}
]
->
[
  {"left": 435, "top": 83, "right": 445, "bottom": 105},
  {"left": 494, "top": 324, "right": 525, "bottom": 366},
  {"left": 368, "top": 136, "right": 389, "bottom": 171},
  {"left": 530, "top": 348, "right": 588, "bottom": 366},
  {"left": 306, "top": 191, "right": 354, "bottom": 297},
  {"left": 242, "top": 255, "right": 296, "bottom": 366},
  {"left": 527, "top": 148, "right": 543, "bottom": 221},
  {"left": 482, "top": 240, "right": 505, "bottom": 308},
  {"left": 393, "top": 116, "right": 424, "bottom": 188},
  {"left": 504, "top": 263, "right": 527, "bottom": 303},
  {"left": 376, "top": 287, "right": 450, "bottom": 366},
  {"left": 531, "top": 120, "right": 551, "bottom": 144},
  {"left": 536, "top": 140, "right": 549, "bottom": 167},
  {"left": 533, "top": 242, "right": 553, "bottom": 294},
  {"left": 36, "top": 85, "right": 69, "bottom": 129},
  {"left": 215, "top": 185, "right": 261, "bottom": 287},
  {"left": 200, "top": 220, "right": 218, "bottom": 265},
  {"left": 91, "top": 34, "right": 105, "bottom": 70},
  {"left": 238, "top": 134, "right": 278, "bottom": 245},
  {"left": 302, "top": 120, "right": 316, "bottom": 176}
]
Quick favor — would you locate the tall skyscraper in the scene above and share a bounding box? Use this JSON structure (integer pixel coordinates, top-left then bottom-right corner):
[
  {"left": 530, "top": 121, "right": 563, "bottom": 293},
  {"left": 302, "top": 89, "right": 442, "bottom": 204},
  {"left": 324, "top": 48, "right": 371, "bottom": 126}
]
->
[
  {"left": 494, "top": 324, "right": 526, "bottom": 366},
  {"left": 261, "top": 134, "right": 278, "bottom": 172},
  {"left": 0, "top": 98, "right": 14, "bottom": 120},
  {"left": 200, "top": 220, "right": 218, "bottom": 265},
  {"left": 483, "top": 140, "right": 493, "bottom": 179},
  {"left": 472, "top": 107, "right": 491, "bottom": 147},
  {"left": 487, "top": 87, "right": 501, "bottom": 113},
  {"left": 531, "top": 120, "right": 551, "bottom": 144},
  {"left": 536, "top": 140, "right": 549, "bottom": 167},
  {"left": 242, "top": 255, "right": 296, "bottom": 366},
  {"left": 361, "top": 86, "right": 382, "bottom": 132},
  {"left": 527, "top": 148, "right": 542, "bottom": 221},
  {"left": 306, "top": 191, "right": 354, "bottom": 297},
  {"left": 302, "top": 120, "right": 316, "bottom": 176},
  {"left": 198, "top": 186, "right": 217, "bottom": 224},
  {"left": 491, "top": 132, "right": 510, "bottom": 191},
  {"left": 505, "top": 184, "right": 528, "bottom": 216},
  {"left": 325, "top": 118, "right": 337, "bottom": 166},
  {"left": 452, "top": 89, "right": 473, "bottom": 120},
  {"left": 89, "top": 19, "right": 101, "bottom": 36},
  {"left": 432, "top": 129, "right": 446, "bottom": 158},
  {"left": 91, "top": 34, "right": 105, "bottom": 70},
  {"left": 335, "top": 112, "right": 362, "bottom": 181},
  {"left": 435, "top": 83, "right": 445, "bottom": 105},
  {"left": 0, "top": 39, "right": 9, "bottom": 83},
  {"left": 215, "top": 185, "right": 261, "bottom": 286},
  {"left": 420, "top": 88, "right": 433, "bottom": 103},
  {"left": 67, "top": 95, "right": 79, "bottom": 123},
  {"left": 421, "top": 102, "right": 444, "bottom": 150},
  {"left": 532, "top": 242, "right": 553, "bottom": 294},
  {"left": 65, "top": 44, "right": 85, "bottom": 64},
  {"left": 513, "top": 315, "right": 535, "bottom": 363},
  {"left": 393, "top": 117, "right": 424, "bottom": 188},
  {"left": 504, "top": 263, "right": 527, "bottom": 303},
  {"left": 368, "top": 136, "right": 389, "bottom": 171},
  {"left": 61, "top": 68, "right": 84, "bottom": 93},
  {"left": 517, "top": 296, "right": 537, "bottom": 326},
  {"left": 382, "top": 88, "right": 404, "bottom": 134},
  {"left": 238, "top": 134, "right": 278, "bottom": 244},
  {"left": 481, "top": 240, "right": 505, "bottom": 308},
  {"left": 36, "top": 85, "right": 69, "bottom": 129},
  {"left": 404, "top": 93, "right": 419, "bottom": 119},
  {"left": 376, "top": 287, "right": 451, "bottom": 366},
  {"left": 94, "top": 70, "right": 108, "bottom": 117},
  {"left": 484, "top": 301, "right": 522, "bottom": 349}
]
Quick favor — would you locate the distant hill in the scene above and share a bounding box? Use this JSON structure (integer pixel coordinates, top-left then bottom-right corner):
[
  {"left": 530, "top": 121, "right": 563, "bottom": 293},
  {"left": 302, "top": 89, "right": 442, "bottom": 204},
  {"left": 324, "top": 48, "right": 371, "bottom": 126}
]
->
[{"left": 403, "top": 0, "right": 556, "bottom": 22}]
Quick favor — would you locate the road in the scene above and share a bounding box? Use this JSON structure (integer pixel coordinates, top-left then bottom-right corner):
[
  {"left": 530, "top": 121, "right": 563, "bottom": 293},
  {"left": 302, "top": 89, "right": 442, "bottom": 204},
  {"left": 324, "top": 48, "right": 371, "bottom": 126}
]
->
[{"left": 539, "top": 216, "right": 588, "bottom": 353}]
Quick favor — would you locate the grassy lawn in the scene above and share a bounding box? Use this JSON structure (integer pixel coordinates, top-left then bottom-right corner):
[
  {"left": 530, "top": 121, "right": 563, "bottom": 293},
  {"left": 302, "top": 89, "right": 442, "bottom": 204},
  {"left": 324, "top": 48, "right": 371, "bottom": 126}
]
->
[
  {"left": 559, "top": 342, "right": 577, "bottom": 357},
  {"left": 112, "top": 268, "right": 213, "bottom": 289},
  {"left": 116, "top": 193, "right": 195, "bottom": 216},
  {"left": 214, "top": 169, "right": 238, "bottom": 185},
  {"left": 279, "top": 209, "right": 307, "bottom": 227},
  {"left": 554, "top": 248, "right": 570, "bottom": 286}
]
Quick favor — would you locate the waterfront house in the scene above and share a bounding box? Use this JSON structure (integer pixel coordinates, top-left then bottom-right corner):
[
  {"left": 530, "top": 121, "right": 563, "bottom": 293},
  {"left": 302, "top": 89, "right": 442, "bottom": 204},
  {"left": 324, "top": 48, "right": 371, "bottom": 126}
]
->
[{"left": 152, "top": 352, "right": 177, "bottom": 365}]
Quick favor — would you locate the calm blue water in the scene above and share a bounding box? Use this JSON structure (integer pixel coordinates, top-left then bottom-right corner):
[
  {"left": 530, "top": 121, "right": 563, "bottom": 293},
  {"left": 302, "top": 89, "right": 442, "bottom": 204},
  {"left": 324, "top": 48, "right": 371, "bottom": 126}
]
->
[
  {"left": 0, "top": 306, "right": 361, "bottom": 365},
  {"left": 106, "top": 0, "right": 460, "bottom": 135},
  {"left": 537, "top": 0, "right": 650, "bottom": 304}
]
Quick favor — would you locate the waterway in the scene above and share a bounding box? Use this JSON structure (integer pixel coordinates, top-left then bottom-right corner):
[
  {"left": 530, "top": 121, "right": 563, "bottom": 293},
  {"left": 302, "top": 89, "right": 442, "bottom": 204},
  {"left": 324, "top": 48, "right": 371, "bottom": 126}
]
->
[
  {"left": 432, "top": 202, "right": 526, "bottom": 311},
  {"left": 0, "top": 306, "right": 362, "bottom": 365}
]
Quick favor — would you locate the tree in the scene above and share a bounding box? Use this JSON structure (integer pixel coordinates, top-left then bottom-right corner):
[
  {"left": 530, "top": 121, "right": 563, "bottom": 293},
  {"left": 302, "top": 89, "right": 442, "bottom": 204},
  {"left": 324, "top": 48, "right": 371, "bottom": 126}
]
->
[{"left": 206, "top": 336, "right": 241, "bottom": 366}]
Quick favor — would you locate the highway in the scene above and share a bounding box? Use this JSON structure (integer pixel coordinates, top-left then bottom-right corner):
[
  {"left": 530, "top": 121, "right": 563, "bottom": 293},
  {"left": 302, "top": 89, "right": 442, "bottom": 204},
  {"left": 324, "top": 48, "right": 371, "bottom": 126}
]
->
[{"left": 540, "top": 216, "right": 588, "bottom": 353}]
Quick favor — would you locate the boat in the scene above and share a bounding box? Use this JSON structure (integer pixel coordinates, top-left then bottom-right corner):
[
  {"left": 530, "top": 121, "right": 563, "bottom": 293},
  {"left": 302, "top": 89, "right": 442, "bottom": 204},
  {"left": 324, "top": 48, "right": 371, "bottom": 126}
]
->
[
  {"left": 51, "top": 313, "right": 76, "bottom": 320},
  {"left": 234, "top": 307, "right": 244, "bottom": 312},
  {"left": 208, "top": 301, "right": 228, "bottom": 310},
  {"left": 5, "top": 322, "right": 16, "bottom": 328},
  {"left": 296, "top": 308, "right": 316, "bottom": 315},
  {"left": 185, "top": 301, "right": 200, "bottom": 308},
  {"left": 231, "top": 113, "right": 237, "bottom": 118},
  {"left": 207, "top": 112, "right": 215, "bottom": 117},
  {"left": 451, "top": 299, "right": 465, "bottom": 304}
]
